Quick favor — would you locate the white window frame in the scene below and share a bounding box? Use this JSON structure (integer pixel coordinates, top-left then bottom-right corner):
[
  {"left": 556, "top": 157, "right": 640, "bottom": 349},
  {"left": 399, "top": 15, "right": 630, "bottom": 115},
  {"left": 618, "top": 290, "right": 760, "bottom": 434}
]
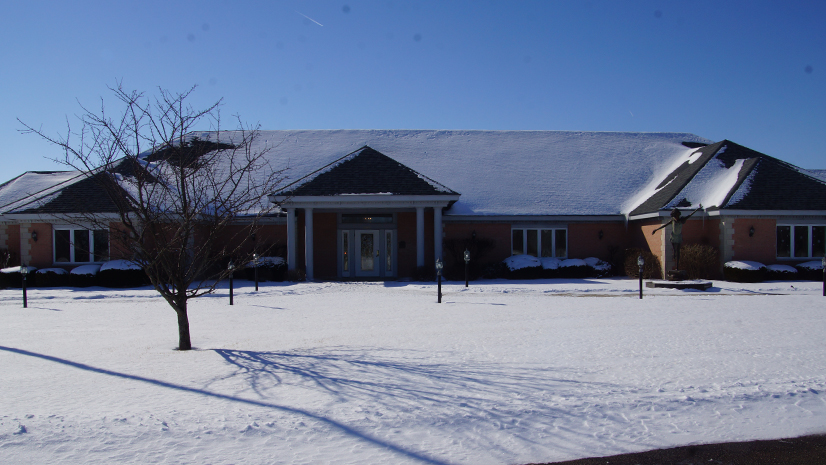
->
[
  {"left": 53, "top": 227, "right": 110, "bottom": 264},
  {"left": 511, "top": 228, "right": 567, "bottom": 258},
  {"left": 776, "top": 224, "right": 826, "bottom": 259}
]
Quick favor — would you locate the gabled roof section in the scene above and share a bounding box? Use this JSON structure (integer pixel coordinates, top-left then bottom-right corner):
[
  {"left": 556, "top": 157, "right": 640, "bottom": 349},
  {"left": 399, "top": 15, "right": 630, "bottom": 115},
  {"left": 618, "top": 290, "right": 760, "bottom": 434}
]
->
[
  {"left": 0, "top": 160, "right": 140, "bottom": 216},
  {"left": 629, "top": 140, "right": 826, "bottom": 216},
  {"left": 274, "top": 146, "right": 459, "bottom": 197}
]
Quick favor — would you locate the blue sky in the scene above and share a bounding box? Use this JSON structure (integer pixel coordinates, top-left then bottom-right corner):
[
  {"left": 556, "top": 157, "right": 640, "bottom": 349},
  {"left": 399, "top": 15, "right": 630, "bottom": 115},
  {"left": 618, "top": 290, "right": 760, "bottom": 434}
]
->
[{"left": 2, "top": 0, "right": 824, "bottom": 177}]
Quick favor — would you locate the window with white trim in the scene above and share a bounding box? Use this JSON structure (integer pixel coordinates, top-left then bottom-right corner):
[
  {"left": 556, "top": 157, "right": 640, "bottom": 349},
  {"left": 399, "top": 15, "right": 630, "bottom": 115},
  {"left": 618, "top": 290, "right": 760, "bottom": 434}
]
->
[
  {"left": 512, "top": 228, "right": 567, "bottom": 258},
  {"left": 776, "top": 225, "right": 825, "bottom": 258},
  {"left": 54, "top": 228, "right": 109, "bottom": 263}
]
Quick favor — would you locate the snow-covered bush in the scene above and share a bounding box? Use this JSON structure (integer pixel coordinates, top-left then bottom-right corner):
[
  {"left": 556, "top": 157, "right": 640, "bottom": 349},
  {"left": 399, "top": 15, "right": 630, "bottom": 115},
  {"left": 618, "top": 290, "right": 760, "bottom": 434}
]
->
[
  {"left": 243, "top": 256, "right": 287, "bottom": 282},
  {"left": 98, "top": 260, "right": 150, "bottom": 288},
  {"left": 0, "top": 266, "right": 38, "bottom": 288},
  {"left": 558, "top": 259, "right": 589, "bottom": 278},
  {"left": 503, "top": 255, "right": 543, "bottom": 279},
  {"left": 723, "top": 261, "right": 767, "bottom": 283},
  {"left": 765, "top": 264, "right": 798, "bottom": 281},
  {"left": 794, "top": 260, "right": 824, "bottom": 281},
  {"left": 583, "top": 257, "right": 612, "bottom": 278},
  {"left": 35, "top": 268, "right": 69, "bottom": 287},
  {"left": 70, "top": 264, "right": 102, "bottom": 287}
]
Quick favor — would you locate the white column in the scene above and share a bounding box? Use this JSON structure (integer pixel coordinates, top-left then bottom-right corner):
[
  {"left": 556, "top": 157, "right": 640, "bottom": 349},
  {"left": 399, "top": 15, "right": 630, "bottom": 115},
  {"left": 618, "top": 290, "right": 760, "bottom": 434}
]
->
[
  {"left": 305, "top": 207, "right": 314, "bottom": 281},
  {"left": 433, "top": 206, "right": 443, "bottom": 264},
  {"left": 287, "top": 208, "right": 296, "bottom": 271},
  {"left": 416, "top": 206, "right": 425, "bottom": 267}
]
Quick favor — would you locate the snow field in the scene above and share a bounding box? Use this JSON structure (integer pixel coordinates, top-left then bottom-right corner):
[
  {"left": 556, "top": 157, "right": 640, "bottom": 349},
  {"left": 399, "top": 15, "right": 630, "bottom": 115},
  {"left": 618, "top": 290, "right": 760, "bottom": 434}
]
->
[{"left": 1, "top": 279, "right": 825, "bottom": 464}]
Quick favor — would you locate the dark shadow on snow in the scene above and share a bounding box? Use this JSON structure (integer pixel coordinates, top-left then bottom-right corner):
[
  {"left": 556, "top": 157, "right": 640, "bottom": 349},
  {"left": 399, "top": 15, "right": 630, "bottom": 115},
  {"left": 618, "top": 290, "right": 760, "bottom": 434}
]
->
[{"left": 0, "top": 345, "right": 450, "bottom": 465}]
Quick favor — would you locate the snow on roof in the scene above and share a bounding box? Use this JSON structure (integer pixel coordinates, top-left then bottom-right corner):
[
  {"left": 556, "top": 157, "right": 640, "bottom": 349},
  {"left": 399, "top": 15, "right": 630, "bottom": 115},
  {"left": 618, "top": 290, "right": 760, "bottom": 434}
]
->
[
  {"left": 664, "top": 153, "right": 747, "bottom": 209},
  {"left": 0, "top": 171, "right": 84, "bottom": 214},
  {"left": 195, "top": 130, "right": 711, "bottom": 216}
]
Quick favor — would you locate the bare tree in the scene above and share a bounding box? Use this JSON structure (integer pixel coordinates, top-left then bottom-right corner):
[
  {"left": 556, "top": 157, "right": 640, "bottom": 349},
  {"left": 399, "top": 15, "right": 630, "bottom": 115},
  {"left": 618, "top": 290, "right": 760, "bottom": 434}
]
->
[{"left": 20, "top": 84, "right": 285, "bottom": 350}]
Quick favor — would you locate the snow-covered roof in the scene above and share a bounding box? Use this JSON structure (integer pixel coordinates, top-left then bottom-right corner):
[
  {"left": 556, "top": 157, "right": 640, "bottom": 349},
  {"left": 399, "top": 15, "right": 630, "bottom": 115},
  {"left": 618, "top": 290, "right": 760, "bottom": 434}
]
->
[
  {"left": 0, "top": 171, "right": 84, "bottom": 215},
  {"left": 189, "top": 130, "right": 711, "bottom": 216}
]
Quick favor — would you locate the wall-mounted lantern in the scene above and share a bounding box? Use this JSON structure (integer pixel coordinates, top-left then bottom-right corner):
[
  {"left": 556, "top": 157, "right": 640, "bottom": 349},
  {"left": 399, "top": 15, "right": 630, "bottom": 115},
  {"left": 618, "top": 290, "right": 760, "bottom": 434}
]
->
[
  {"left": 749, "top": 226, "right": 755, "bottom": 237},
  {"left": 31, "top": 231, "right": 38, "bottom": 242},
  {"left": 598, "top": 230, "right": 604, "bottom": 240}
]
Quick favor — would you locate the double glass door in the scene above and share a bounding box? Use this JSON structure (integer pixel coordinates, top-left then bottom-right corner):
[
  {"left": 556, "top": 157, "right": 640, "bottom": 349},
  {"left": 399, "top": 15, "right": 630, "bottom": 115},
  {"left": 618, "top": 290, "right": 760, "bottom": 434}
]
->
[{"left": 342, "top": 229, "right": 395, "bottom": 278}]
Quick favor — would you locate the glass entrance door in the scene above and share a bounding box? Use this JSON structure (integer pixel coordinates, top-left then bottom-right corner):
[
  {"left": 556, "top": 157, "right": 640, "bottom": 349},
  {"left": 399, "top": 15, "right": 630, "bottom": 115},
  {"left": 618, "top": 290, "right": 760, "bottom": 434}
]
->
[{"left": 355, "top": 230, "right": 380, "bottom": 277}]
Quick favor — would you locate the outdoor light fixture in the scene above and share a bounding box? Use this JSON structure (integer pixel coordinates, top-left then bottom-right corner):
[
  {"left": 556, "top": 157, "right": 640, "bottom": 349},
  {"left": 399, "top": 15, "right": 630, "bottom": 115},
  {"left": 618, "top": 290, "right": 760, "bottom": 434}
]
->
[
  {"left": 435, "top": 258, "right": 444, "bottom": 303},
  {"left": 253, "top": 253, "right": 260, "bottom": 292},
  {"left": 21, "top": 265, "right": 29, "bottom": 308},
  {"left": 637, "top": 255, "right": 645, "bottom": 299},
  {"left": 598, "top": 230, "right": 604, "bottom": 240},
  {"left": 749, "top": 226, "right": 755, "bottom": 237},
  {"left": 228, "top": 260, "right": 235, "bottom": 306},
  {"left": 464, "top": 248, "right": 471, "bottom": 288},
  {"left": 31, "top": 231, "right": 38, "bottom": 242},
  {"left": 822, "top": 256, "right": 825, "bottom": 297}
]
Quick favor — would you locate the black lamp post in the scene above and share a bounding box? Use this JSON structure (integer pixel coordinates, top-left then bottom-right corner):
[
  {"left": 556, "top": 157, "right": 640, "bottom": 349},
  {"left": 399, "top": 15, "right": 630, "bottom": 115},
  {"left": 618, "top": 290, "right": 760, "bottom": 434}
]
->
[
  {"left": 463, "top": 248, "right": 470, "bottom": 288},
  {"left": 21, "top": 265, "right": 28, "bottom": 308},
  {"left": 637, "top": 255, "right": 644, "bottom": 299},
  {"left": 228, "top": 260, "right": 235, "bottom": 305},
  {"left": 435, "top": 258, "right": 443, "bottom": 303},
  {"left": 822, "top": 256, "right": 825, "bottom": 297},
  {"left": 253, "top": 253, "right": 259, "bottom": 292}
]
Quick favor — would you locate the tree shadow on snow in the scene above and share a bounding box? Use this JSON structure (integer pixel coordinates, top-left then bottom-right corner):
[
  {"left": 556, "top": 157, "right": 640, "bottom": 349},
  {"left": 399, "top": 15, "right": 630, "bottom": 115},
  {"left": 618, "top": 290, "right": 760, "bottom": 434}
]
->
[
  {"left": 0, "top": 345, "right": 451, "bottom": 465},
  {"left": 208, "top": 347, "right": 635, "bottom": 458}
]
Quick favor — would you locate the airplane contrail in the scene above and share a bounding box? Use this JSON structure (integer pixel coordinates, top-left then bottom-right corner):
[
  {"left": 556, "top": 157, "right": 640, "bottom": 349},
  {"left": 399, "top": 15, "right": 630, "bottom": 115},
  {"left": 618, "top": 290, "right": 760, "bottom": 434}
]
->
[{"left": 296, "top": 11, "right": 324, "bottom": 26}]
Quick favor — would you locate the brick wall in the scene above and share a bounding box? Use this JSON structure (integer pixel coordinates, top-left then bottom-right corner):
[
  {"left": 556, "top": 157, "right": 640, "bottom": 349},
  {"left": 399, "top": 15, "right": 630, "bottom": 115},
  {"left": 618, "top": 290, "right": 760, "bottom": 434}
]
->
[
  {"left": 313, "top": 212, "right": 337, "bottom": 279},
  {"left": 568, "top": 222, "right": 628, "bottom": 261},
  {"left": 732, "top": 218, "right": 777, "bottom": 264}
]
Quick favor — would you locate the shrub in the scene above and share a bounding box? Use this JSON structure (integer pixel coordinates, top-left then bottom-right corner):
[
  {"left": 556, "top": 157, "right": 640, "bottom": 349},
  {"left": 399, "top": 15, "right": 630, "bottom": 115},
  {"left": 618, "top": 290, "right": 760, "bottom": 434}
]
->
[
  {"left": 35, "top": 268, "right": 70, "bottom": 287},
  {"left": 244, "top": 257, "right": 287, "bottom": 282},
  {"left": 624, "top": 249, "right": 662, "bottom": 279},
  {"left": 70, "top": 264, "right": 102, "bottom": 287},
  {"left": 723, "top": 261, "right": 767, "bottom": 282},
  {"left": 679, "top": 244, "right": 720, "bottom": 279},
  {"left": 503, "top": 255, "right": 543, "bottom": 279},
  {"left": 98, "top": 260, "right": 151, "bottom": 288},
  {"left": 558, "top": 259, "right": 590, "bottom": 279},
  {"left": 481, "top": 261, "right": 508, "bottom": 279},
  {"left": 285, "top": 268, "right": 306, "bottom": 282},
  {"left": 583, "top": 257, "right": 612, "bottom": 278},
  {"left": 0, "top": 266, "right": 37, "bottom": 288},
  {"left": 794, "top": 261, "right": 824, "bottom": 281}
]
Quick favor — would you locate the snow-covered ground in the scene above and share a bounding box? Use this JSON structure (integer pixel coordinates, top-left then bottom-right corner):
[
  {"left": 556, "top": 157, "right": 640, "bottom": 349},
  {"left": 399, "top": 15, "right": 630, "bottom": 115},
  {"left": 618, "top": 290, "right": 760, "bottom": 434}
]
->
[{"left": 1, "top": 278, "right": 825, "bottom": 464}]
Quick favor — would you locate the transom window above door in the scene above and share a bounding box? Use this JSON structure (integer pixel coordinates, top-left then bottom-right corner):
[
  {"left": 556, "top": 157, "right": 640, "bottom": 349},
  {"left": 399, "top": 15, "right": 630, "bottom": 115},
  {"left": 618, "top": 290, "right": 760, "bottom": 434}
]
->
[{"left": 341, "top": 213, "right": 394, "bottom": 224}]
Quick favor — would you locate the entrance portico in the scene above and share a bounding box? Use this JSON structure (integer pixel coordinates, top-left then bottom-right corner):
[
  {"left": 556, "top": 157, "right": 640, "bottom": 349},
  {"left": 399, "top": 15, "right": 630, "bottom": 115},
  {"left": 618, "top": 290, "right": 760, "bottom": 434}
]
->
[
  {"left": 276, "top": 196, "right": 457, "bottom": 280},
  {"left": 268, "top": 146, "right": 460, "bottom": 280}
]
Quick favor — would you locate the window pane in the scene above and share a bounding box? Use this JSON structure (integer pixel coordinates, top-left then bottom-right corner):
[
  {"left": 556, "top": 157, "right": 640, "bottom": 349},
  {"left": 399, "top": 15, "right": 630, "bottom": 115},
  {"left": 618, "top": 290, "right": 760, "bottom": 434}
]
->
[
  {"left": 813, "top": 226, "right": 826, "bottom": 258},
  {"left": 342, "top": 232, "right": 349, "bottom": 272},
  {"left": 512, "top": 229, "right": 524, "bottom": 255},
  {"left": 794, "top": 226, "right": 809, "bottom": 257},
  {"left": 777, "top": 226, "right": 791, "bottom": 257},
  {"left": 73, "top": 230, "right": 91, "bottom": 262},
  {"left": 55, "top": 230, "right": 71, "bottom": 262},
  {"left": 361, "top": 233, "right": 374, "bottom": 271},
  {"left": 526, "top": 230, "right": 538, "bottom": 257},
  {"left": 93, "top": 230, "right": 109, "bottom": 262},
  {"left": 555, "top": 229, "right": 567, "bottom": 258},
  {"left": 540, "top": 230, "right": 554, "bottom": 257},
  {"left": 386, "top": 231, "right": 392, "bottom": 272}
]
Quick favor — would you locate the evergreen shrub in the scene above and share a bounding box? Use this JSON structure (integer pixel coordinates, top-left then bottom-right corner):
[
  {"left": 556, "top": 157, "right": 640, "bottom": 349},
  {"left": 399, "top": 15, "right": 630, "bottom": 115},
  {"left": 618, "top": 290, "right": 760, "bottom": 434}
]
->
[
  {"left": 679, "top": 244, "right": 720, "bottom": 279},
  {"left": 723, "top": 261, "right": 767, "bottom": 282}
]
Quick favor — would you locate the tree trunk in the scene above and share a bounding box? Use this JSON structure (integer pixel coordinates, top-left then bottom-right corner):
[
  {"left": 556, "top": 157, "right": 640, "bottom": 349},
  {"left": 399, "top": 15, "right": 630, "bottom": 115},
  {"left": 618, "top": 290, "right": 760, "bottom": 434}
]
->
[{"left": 175, "top": 301, "right": 192, "bottom": 351}]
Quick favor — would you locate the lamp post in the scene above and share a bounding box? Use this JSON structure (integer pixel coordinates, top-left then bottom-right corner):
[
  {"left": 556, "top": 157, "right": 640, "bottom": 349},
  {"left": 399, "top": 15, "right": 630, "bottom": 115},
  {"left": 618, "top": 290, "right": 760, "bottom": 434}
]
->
[
  {"left": 464, "top": 248, "right": 470, "bottom": 288},
  {"left": 21, "top": 265, "right": 28, "bottom": 308},
  {"left": 253, "top": 253, "right": 259, "bottom": 292},
  {"left": 637, "top": 255, "right": 644, "bottom": 300},
  {"left": 228, "top": 261, "right": 235, "bottom": 306},
  {"left": 435, "top": 258, "right": 443, "bottom": 303},
  {"left": 822, "top": 256, "right": 825, "bottom": 297}
]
